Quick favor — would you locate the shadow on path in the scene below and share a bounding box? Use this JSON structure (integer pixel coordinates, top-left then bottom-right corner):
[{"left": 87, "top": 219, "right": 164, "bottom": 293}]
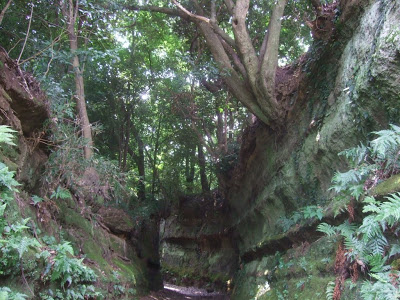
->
[{"left": 140, "top": 283, "right": 230, "bottom": 300}]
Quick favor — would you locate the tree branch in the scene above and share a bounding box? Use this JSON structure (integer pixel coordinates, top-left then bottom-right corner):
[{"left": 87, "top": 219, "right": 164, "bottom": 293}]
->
[
  {"left": 19, "top": 33, "right": 64, "bottom": 65},
  {"left": 197, "top": 21, "right": 270, "bottom": 125},
  {"left": 257, "top": 0, "right": 288, "bottom": 121},
  {"left": 223, "top": 0, "right": 234, "bottom": 15},
  {"left": 125, "top": 4, "right": 189, "bottom": 20},
  {"left": 219, "top": 37, "right": 247, "bottom": 79},
  {"left": 17, "top": 2, "right": 34, "bottom": 65},
  {"left": 259, "top": 30, "right": 268, "bottom": 63},
  {"left": 211, "top": 0, "right": 216, "bottom": 22},
  {"left": 231, "top": 0, "right": 259, "bottom": 95},
  {"left": 172, "top": 0, "right": 210, "bottom": 23},
  {"left": 0, "top": 0, "right": 12, "bottom": 26},
  {"left": 210, "top": 21, "right": 236, "bottom": 49}
]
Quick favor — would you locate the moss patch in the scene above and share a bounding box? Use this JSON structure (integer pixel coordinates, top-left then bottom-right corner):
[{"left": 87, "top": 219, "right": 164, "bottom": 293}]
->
[{"left": 371, "top": 174, "right": 400, "bottom": 196}]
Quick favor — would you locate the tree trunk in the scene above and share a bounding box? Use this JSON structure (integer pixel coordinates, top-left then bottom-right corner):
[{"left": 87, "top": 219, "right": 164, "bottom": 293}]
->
[
  {"left": 63, "top": 0, "right": 93, "bottom": 159},
  {"left": 132, "top": 125, "right": 146, "bottom": 202},
  {"left": 185, "top": 151, "right": 195, "bottom": 194},
  {"left": 198, "top": 144, "right": 209, "bottom": 193},
  {"left": 151, "top": 115, "right": 163, "bottom": 195}
]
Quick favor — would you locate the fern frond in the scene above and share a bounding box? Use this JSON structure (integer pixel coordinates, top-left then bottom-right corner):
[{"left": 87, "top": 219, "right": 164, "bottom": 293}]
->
[
  {"left": 377, "top": 193, "right": 400, "bottom": 226},
  {"left": 337, "top": 221, "right": 358, "bottom": 237},
  {"left": 366, "top": 236, "right": 388, "bottom": 257},
  {"left": 0, "top": 125, "right": 17, "bottom": 147},
  {"left": 339, "top": 143, "right": 368, "bottom": 166},
  {"left": 389, "top": 244, "right": 400, "bottom": 258},
  {"left": 349, "top": 184, "right": 364, "bottom": 200},
  {"left": 359, "top": 215, "right": 384, "bottom": 240},
  {"left": 317, "top": 223, "right": 337, "bottom": 237},
  {"left": 325, "top": 281, "right": 335, "bottom": 300},
  {"left": 330, "top": 169, "right": 364, "bottom": 193},
  {"left": 371, "top": 127, "right": 400, "bottom": 160}
]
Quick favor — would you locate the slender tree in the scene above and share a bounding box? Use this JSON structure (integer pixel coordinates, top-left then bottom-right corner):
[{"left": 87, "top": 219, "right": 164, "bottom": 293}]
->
[
  {"left": 0, "top": 0, "right": 13, "bottom": 26},
  {"left": 61, "top": 0, "right": 93, "bottom": 159}
]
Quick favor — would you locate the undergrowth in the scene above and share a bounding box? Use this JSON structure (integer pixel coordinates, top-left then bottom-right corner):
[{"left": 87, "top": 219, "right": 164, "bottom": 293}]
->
[
  {"left": 318, "top": 124, "right": 400, "bottom": 300},
  {"left": 0, "top": 125, "right": 101, "bottom": 299}
]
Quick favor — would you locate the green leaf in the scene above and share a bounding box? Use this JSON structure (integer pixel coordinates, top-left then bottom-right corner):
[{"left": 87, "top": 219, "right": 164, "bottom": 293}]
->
[
  {"left": 389, "top": 244, "right": 400, "bottom": 258},
  {"left": 317, "top": 223, "right": 336, "bottom": 237},
  {"left": 369, "top": 272, "right": 388, "bottom": 283},
  {"left": 0, "top": 203, "right": 6, "bottom": 216},
  {"left": 0, "top": 125, "right": 17, "bottom": 147},
  {"left": 31, "top": 195, "right": 44, "bottom": 205}
]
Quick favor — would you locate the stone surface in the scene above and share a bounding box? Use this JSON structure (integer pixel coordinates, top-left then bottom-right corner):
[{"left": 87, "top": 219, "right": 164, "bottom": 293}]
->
[
  {"left": 160, "top": 192, "right": 237, "bottom": 291},
  {"left": 225, "top": 0, "right": 400, "bottom": 298},
  {"left": 98, "top": 206, "right": 135, "bottom": 234},
  {"left": 159, "top": 0, "right": 400, "bottom": 298}
]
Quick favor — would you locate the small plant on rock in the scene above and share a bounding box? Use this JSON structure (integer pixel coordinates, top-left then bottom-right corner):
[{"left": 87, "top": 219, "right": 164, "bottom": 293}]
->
[{"left": 318, "top": 124, "right": 400, "bottom": 299}]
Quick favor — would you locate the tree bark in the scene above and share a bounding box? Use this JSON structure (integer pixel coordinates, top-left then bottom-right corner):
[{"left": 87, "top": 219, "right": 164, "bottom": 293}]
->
[
  {"left": 198, "top": 144, "right": 209, "bottom": 193},
  {"left": 0, "top": 0, "right": 12, "bottom": 26},
  {"left": 185, "top": 145, "right": 196, "bottom": 193},
  {"left": 63, "top": 0, "right": 93, "bottom": 159},
  {"left": 131, "top": 124, "right": 146, "bottom": 202}
]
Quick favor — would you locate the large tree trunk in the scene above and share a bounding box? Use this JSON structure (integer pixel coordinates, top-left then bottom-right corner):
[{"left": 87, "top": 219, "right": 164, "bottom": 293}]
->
[{"left": 63, "top": 0, "right": 93, "bottom": 159}]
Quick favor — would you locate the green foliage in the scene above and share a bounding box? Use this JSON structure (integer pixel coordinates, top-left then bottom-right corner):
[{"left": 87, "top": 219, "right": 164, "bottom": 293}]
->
[
  {"left": 302, "top": 205, "right": 324, "bottom": 220},
  {"left": 0, "top": 287, "right": 28, "bottom": 300},
  {"left": 0, "top": 125, "right": 17, "bottom": 147},
  {"left": 50, "top": 186, "right": 72, "bottom": 200},
  {"left": 40, "top": 242, "right": 97, "bottom": 291},
  {"left": 320, "top": 125, "right": 400, "bottom": 299},
  {"left": 317, "top": 223, "right": 336, "bottom": 237},
  {"left": 36, "top": 240, "right": 99, "bottom": 300},
  {"left": 320, "top": 194, "right": 400, "bottom": 299},
  {"left": 0, "top": 163, "right": 20, "bottom": 193},
  {"left": 277, "top": 205, "right": 324, "bottom": 232},
  {"left": 325, "top": 281, "right": 335, "bottom": 300},
  {"left": 329, "top": 124, "right": 400, "bottom": 216},
  {"left": 0, "top": 128, "right": 100, "bottom": 299}
]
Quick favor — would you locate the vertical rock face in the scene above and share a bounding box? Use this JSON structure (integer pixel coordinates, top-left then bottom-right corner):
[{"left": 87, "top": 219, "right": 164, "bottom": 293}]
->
[
  {"left": 0, "top": 47, "right": 49, "bottom": 192},
  {"left": 225, "top": 0, "right": 400, "bottom": 298},
  {"left": 160, "top": 0, "right": 400, "bottom": 298},
  {"left": 160, "top": 193, "right": 238, "bottom": 291}
]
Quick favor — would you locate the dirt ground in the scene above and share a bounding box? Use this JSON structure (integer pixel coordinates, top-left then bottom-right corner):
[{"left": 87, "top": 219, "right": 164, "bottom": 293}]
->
[{"left": 139, "top": 284, "right": 230, "bottom": 300}]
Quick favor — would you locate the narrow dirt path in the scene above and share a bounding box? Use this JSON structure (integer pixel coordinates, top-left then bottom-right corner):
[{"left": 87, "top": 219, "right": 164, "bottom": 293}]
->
[{"left": 140, "top": 283, "right": 230, "bottom": 300}]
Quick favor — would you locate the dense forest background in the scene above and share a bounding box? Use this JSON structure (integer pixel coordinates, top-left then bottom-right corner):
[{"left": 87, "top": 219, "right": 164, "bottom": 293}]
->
[{"left": 0, "top": 0, "right": 321, "bottom": 201}]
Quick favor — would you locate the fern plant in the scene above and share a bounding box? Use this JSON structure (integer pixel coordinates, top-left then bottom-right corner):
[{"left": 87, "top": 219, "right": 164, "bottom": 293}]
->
[
  {"left": 0, "top": 125, "right": 17, "bottom": 147},
  {"left": 329, "top": 124, "right": 400, "bottom": 216},
  {"left": 0, "top": 124, "right": 100, "bottom": 299},
  {"left": 319, "top": 194, "right": 400, "bottom": 299},
  {"left": 38, "top": 241, "right": 99, "bottom": 299},
  {"left": 318, "top": 125, "right": 400, "bottom": 299}
]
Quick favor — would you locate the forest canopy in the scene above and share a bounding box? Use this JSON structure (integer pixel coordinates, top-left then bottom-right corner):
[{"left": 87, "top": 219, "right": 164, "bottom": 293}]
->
[{"left": 0, "top": 0, "right": 333, "bottom": 200}]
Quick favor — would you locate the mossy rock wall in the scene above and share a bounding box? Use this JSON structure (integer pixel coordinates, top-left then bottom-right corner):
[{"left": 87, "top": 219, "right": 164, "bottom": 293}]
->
[
  {"left": 160, "top": 193, "right": 237, "bottom": 291},
  {"left": 225, "top": 0, "right": 400, "bottom": 298},
  {"left": 0, "top": 48, "right": 161, "bottom": 297}
]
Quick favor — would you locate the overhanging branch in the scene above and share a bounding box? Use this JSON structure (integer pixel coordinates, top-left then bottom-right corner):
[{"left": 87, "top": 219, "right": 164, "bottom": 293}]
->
[{"left": 172, "top": 0, "right": 210, "bottom": 23}]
